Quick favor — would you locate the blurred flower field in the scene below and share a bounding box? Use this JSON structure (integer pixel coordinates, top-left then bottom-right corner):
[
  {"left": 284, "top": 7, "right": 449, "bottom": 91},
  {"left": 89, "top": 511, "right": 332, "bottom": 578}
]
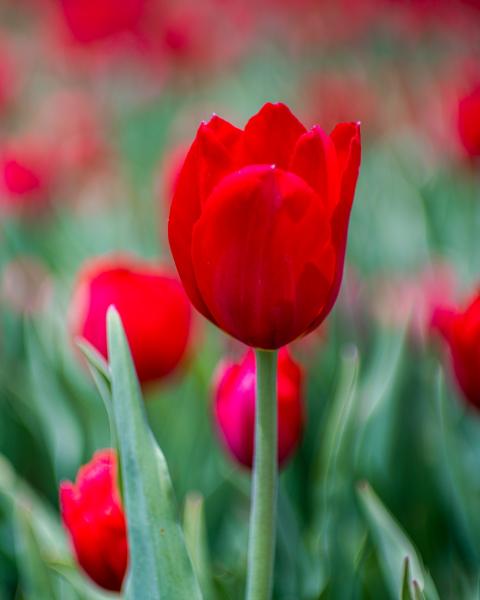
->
[{"left": 1, "top": 1, "right": 480, "bottom": 599}]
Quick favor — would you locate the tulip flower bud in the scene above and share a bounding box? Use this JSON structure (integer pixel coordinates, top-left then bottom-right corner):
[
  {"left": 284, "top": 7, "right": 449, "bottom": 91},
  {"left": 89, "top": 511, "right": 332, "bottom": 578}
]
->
[
  {"left": 169, "top": 102, "right": 361, "bottom": 349},
  {"left": 213, "top": 347, "right": 304, "bottom": 469},
  {"left": 59, "top": 450, "right": 128, "bottom": 592},
  {"left": 432, "top": 292, "right": 480, "bottom": 408},
  {"left": 69, "top": 255, "right": 192, "bottom": 385}
]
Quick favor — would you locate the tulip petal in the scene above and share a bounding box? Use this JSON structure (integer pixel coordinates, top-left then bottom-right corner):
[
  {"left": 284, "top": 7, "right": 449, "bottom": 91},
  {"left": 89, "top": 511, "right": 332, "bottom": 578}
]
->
[
  {"left": 239, "top": 103, "right": 306, "bottom": 169},
  {"left": 192, "top": 165, "right": 335, "bottom": 348},
  {"left": 169, "top": 116, "right": 241, "bottom": 320},
  {"left": 330, "top": 121, "right": 361, "bottom": 250},
  {"left": 303, "top": 122, "right": 361, "bottom": 334},
  {"left": 289, "top": 125, "right": 340, "bottom": 206}
]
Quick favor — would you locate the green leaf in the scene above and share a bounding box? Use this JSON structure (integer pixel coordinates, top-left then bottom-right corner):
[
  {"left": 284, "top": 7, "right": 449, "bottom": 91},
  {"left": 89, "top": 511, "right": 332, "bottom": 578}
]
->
[
  {"left": 77, "top": 337, "right": 119, "bottom": 465},
  {"left": 321, "top": 345, "right": 359, "bottom": 483},
  {"left": 183, "top": 493, "right": 216, "bottom": 600},
  {"left": 106, "top": 307, "right": 202, "bottom": 600},
  {"left": 76, "top": 338, "right": 111, "bottom": 385},
  {"left": 24, "top": 323, "right": 83, "bottom": 480},
  {"left": 401, "top": 557, "right": 412, "bottom": 600},
  {"left": 358, "top": 482, "right": 438, "bottom": 600},
  {"left": 14, "top": 503, "right": 58, "bottom": 600}
]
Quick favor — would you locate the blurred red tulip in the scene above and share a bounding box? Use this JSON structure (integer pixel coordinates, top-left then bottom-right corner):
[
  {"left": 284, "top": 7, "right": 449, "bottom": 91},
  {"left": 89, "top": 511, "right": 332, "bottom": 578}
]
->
[
  {"left": 60, "top": 449, "right": 128, "bottom": 592},
  {"left": 168, "top": 102, "right": 361, "bottom": 349},
  {"left": 70, "top": 255, "right": 192, "bottom": 385},
  {"left": 0, "top": 137, "right": 53, "bottom": 212},
  {"left": 213, "top": 347, "right": 304, "bottom": 469},
  {"left": 458, "top": 83, "right": 480, "bottom": 158},
  {"left": 58, "top": 0, "right": 146, "bottom": 44},
  {"left": 432, "top": 291, "right": 480, "bottom": 408}
]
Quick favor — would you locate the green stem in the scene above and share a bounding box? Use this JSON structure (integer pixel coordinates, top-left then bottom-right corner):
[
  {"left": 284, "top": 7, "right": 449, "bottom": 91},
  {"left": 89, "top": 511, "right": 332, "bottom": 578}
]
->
[{"left": 246, "top": 349, "right": 278, "bottom": 600}]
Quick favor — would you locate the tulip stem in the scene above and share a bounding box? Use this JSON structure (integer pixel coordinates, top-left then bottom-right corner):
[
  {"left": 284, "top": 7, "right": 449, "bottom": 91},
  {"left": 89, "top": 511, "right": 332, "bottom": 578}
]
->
[{"left": 246, "top": 349, "right": 278, "bottom": 600}]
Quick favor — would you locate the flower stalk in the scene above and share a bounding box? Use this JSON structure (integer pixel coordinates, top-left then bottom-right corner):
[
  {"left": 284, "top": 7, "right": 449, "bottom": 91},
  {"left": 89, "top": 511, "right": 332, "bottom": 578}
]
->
[{"left": 246, "top": 349, "right": 278, "bottom": 600}]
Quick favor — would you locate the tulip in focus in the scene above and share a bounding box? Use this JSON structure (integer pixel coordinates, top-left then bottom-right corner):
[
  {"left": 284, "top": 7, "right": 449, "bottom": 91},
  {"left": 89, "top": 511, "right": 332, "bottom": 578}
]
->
[
  {"left": 214, "top": 347, "right": 304, "bottom": 468},
  {"left": 169, "top": 102, "right": 361, "bottom": 349},
  {"left": 432, "top": 291, "right": 480, "bottom": 409},
  {"left": 458, "top": 83, "right": 480, "bottom": 158},
  {"left": 70, "top": 255, "right": 192, "bottom": 385},
  {"left": 60, "top": 449, "right": 128, "bottom": 592}
]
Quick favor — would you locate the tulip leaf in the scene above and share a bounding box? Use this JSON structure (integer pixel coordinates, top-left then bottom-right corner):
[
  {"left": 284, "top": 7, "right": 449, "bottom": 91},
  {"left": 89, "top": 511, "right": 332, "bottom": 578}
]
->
[
  {"left": 76, "top": 338, "right": 111, "bottom": 385},
  {"left": 106, "top": 307, "right": 202, "bottom": 600},
  {"left": 183, "top": 493, "right": 217, "bottom": 600},
  {"left": 24, "top": 323, "right": 83, "bottom": 480},
  {"left": 401, "top": 557, "right": 412, "bottom": 600},
  {"left": 358, "top": 482, "right": 438, "bottom": 600},
  {"left": 14, "top": 503, "right": 58, "bottom": 600}
]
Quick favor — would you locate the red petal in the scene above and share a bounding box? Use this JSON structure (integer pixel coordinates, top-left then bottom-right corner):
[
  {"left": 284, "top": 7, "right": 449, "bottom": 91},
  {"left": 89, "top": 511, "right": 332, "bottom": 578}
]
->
[
  {"left": 330, "top": 121, "right": 361, "bottom": 248},
  {"left": 168, "top": 115, "right": 241, "bottom": 320},
  {"left": 289, "top": 125, "right": 340, "bottom": 205},
  {"left": 303, "top": 122, "right": 361, "bottom": 334},
  {"left": 191, "top": 165, "right": 335, "bottom": 349},
  {"left": 238, "top": 103, "right": 306, "bottom": 169}
]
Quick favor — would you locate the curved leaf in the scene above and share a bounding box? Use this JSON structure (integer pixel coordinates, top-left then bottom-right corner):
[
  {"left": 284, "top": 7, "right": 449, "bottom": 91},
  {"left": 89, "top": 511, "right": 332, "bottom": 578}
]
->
[{"left": 107, "top": 307, "right": 202, "bottom": 600}]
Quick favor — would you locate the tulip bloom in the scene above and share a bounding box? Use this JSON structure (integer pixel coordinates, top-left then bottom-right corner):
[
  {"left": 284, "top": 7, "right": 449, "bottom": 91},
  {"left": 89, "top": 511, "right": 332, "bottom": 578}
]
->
[
  {"left": 458, "top": 83, "right": 480, "bottom": 158},
  {"left": 60, "top": 450, "right": 128, "bottom": 592},
  {"left": 59, "top": 0, "right": 146, "bottom": 44},
  {"left": 70, "top": 255, "right": 192, "bottom": 385},
  {"left": 432, "top": 292, "right": 480, "bottom": 408},
  {"left": 0, "top": 138, "right": 52, "bottom": 211},
  {"left": 213, "top": 347, "right": 304, "bottom": 468},
  {"left": 169, "top": 102, "right": 361, "bottom": 349}
]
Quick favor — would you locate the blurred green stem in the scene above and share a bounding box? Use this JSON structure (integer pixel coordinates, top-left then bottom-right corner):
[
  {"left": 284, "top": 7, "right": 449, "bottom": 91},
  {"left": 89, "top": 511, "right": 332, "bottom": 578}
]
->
[{"left": 246, "top": 349, "right": 278, "bottom": 600}]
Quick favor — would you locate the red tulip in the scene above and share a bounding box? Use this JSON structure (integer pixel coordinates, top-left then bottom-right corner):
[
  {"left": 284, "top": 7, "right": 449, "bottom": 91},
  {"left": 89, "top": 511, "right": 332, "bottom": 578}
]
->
[
  {"left": 59, "top": 449, "right": 128, "bottom": 592},
  {"left": 0, "top": 137, "right": 53, "bottom": 212},
  {"left": 213, "top": 347, "right": 304, "bottom": 469},
  {"left": 70, "top": 255, "right": 192, "bottom": 385},
  {"left": 432, "top": 291, "right": 480, "bottom": 408},
  {"left": 168, "top": 102, "right": 361, "bottom": 349},
  {"left": 458, "top": 83, "right": 480, "bottom": 158},
  {"left": 59, "top": 0, "right": 146, "bottom": 44}
]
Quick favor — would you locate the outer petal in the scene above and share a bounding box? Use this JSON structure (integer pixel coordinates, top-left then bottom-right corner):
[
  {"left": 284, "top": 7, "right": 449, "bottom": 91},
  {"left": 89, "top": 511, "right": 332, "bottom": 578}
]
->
[
  {"left": 168, "top": 115, "right": 242, "bottom": 319},
  {"left": 192, "top": 165, "right": 335, "bottom": 349},
  {"left": 304, "top": 122, "right": 361, "bottom": 333},
  {"left": 238, "top": 103, "right": 306, "bottom": 169},
  {"left": 289, "top": 125, "right": 340, "bottom": 206}
]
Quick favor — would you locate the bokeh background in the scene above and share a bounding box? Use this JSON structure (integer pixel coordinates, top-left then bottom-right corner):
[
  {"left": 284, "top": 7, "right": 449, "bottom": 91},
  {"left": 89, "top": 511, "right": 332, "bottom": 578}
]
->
[{"left": 1, "top": 0, "right": 480, "bottom": 598}]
